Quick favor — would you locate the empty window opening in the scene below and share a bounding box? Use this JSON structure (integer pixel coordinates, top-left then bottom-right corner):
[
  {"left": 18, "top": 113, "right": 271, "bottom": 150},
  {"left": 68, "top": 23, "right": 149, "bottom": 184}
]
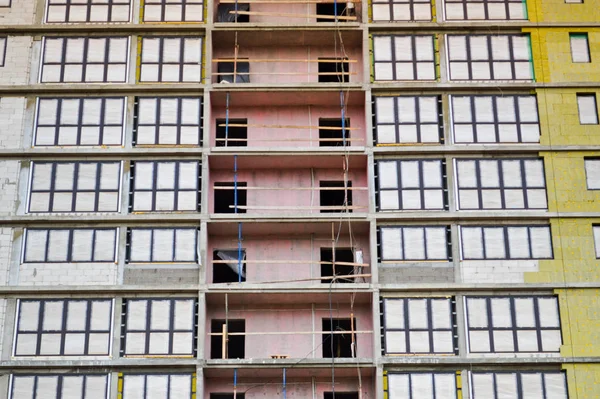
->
[
  {"left": 213, "top": 250, "right": 247, "bottom": 283},
  {"left": 320, "top": 181, "right": 353, "bottom": 213},
  {"left": 319, "top": 118, "right": 351, "bottom": 147},
  {"left": 322, "top": 318, "right": 356, "bottom": 358},
  {"left": 217, "top": 3, "right": 250, "bottom": 22},
  {"left": 211, "top": 319, "right": 245, "bottom": 359},
  {"left": 214, "top": 182, "right": 247, "bottom": 213},
  {"left": 318, "top": 58, "right": 350, "bottom": 83},
  {"left": 321, "top": 248, "right": 355, "bottom": 284},
  {"left": 217, "top": 61, "right": 250, "bottom": 83},
  {"left": 316, "top": 3, "right": 352, "bottom": 22},
  {"left": 216, "top": 118, "right": 247, "bottom": 147},
  {"left": 324, "top": 393, "right": 359, "bottom": 399},
  {"left": 211, "top": 395, "right": 246, "bottom": 399}
]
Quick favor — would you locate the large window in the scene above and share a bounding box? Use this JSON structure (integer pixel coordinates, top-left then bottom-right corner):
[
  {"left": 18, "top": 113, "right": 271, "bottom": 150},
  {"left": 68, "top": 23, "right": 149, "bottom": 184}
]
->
[
  {"left": 121, "top": 298, "right": 197, "bottom": 356},
  {"left": 35, "top": 97, "right": 125, "bottom": 146},
  {"left": 0, "top": 37, "right": 6, "bottom": 67},
  {"left": 374, "top": 96, "right": 442, "bottom": 144},
  {"left": 455, "top": 158, "right": 547, "bottom": 210},
  {"left": 584, "top": 158, "right": 600, "bottom": 189},
  {"left": 28, "top": 161, "right": 122, "bottom": 213},
  {"left": 383, "top": 297, "right": 456, "bottom": 354},
  {"left": 465, "top": 296, "right": 561, "bottom": 353},
  {"left": 126, "top": 228, "right": 198, "bottom": 263},
  {"left": 10, "top": 374, "right": 110, "bottom": 399},
  {"left": 23, "top": 228, "right": 118, "bottom": 263},
  {"left": 134, "top": 97, "right": 202, "bottom": 146},
  {"left": 386, "top": 372, "right": 457, "bottom": 399},
  {"left": 45, "top": 0, "right": 131, "bottom": 23},
  {"left": 14, "top": 299, "right": 113, "bottom": 356},
  {"left": 577, "top": 94, "right": 599, "bottom": 125},
  {"left": 371, "top": 0, "right": 432, "bottom": 21},
  {"left": 143, "top": 0, "right": 203, "bottom": 22},
  {"left": 139, "top": 37, "right": 203, "bottom": 83},
  {"left": 460, "top": 225, "right": 553, "bottom": 260},
  {"left": 470, "top": 371, "right": 568, "bottom": 399},
  {"left": 373, "top": 35, "right": 436, "bottom": 81},
  {"left": 130, "top": 161, "right": 200, "bottom": 212},
  {"left": 444, "top": 0, "right": 526, "bottom": 20},
  {"left": 447, "top": 35, "right": 533, "bottom": 81},
  {"left": 377, "top": 159, "right": 446, "bottom": 210},
  {"left": 379, "top": 226, "right": 450, "bottom": 261},
  {"left": 40, "top": 37, "right": 129, "bottom": 83},
  {"left": 593, "top": 226, "right": 600, "bottom": 258},
  {"left": 122, "top": 374, "right": 195, "bottom": 399},
  {"left": 570, "top": 33, "right": 591, "bottom": 63},
  {"left": 450, "top": 95, "right": 540, "bottom": 143}
]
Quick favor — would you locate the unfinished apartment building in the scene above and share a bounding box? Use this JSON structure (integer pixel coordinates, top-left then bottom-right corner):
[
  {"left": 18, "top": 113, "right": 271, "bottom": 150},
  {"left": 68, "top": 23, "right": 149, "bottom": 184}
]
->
[{"left": 0, "top": 0, "right": 600, "bottom": 397}]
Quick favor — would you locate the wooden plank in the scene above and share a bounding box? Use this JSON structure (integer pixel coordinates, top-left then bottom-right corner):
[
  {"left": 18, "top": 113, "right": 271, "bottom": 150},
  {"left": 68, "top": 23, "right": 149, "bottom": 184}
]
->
[
  {"left": 217, "top": 123, "right": 359, "bottom": 131},
  {"left": 228, "top": 10, "right": 357, "bottom": 20},
  {"left": 214, "top": 186, "right": 368, "bottom": 191},
  {"left": 208, "top": 329, "right": 373, "bottom": 336},
  {"left": 228, "top": 205, "right": 366, "bottom": 210},
  {"left": 213, "top": 259, "right": 370, "bottom": 267},
  {"left": 213, "top": 71, "right": 355, "bottom": 76},
  {"left": 213, "top": 58, "right": 357, "bottom": 63}
]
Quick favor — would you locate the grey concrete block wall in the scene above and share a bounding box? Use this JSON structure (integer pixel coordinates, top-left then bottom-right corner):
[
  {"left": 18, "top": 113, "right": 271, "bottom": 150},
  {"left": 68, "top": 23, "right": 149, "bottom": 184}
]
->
[
  {"left": 0, "top": 98, "right": 27, "bottom": 149},
  {"left": 0, "top": 0, "right": 36, "bottom": 24},
  {"left": 0, "top": 228, "right": 12, "bottom": 286},
  {"left": 123, "top": 267, "right": 200, "bottom": 285},
  {"left": 0, "top": 299, "right": 5, "bottom": 359},
  {"left": 460, "top": 260, "right": 541, "bottom": 283},
  {"left": 0, "top": 37, "right": 33, "bottom": 85},
  {"left": 18, "top": 263, "right": 119, "bottom": 285},
  {"left": 379, "top": 263, "right": 455, "bottom": 284},
  {"left": 0, "top": 162, "right": 20, "bottom": 217}
]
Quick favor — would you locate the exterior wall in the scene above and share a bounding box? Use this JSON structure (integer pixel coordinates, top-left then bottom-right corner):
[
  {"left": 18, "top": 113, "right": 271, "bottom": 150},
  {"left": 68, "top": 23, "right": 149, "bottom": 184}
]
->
[
  {"left": 0, "top": 0, "right": 36, "bottom": 24},
  {"left": 558, "top": 289, "right": 600, "bottom": 358},
  {"left": 563, "top": 364, "right": 600, "bottom": 399},
  {"left": 17, "top": 263, "right": 119, "bottom": 285},
  {"left": 527, "top": 0, "right": 600, "bottom": 23},
  {"left": 461, "top": 260, "right": 540, "bottom": 283},
  {"left": 0, "top": 161, "right": 20, "bottom": 217},
  {"left": 0, "top": 228, "right": 12, "bottom": 286},
  {"left": 378, "top": 262, "right": 454, "bottom": 284},
  {"left": 123, "top": 267, "right": 200, "bottom": 285},
  {"left": 0, "top": 97, "right": 27, "bottom": 149},
  {"left": 0, "top": 37, "right": 33, "bottom": 85}
]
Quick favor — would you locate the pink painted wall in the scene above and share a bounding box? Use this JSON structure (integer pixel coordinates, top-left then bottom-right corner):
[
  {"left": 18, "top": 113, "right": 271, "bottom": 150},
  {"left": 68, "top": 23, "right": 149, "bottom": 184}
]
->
[
  {"left": 208, "top": 167, "right": 369, "bottom": 215},
  {"left": 210, "top": 105, "right": 366, "bottom": 148},
  {"left": 206, "top": 303, "right": 374, "bottom": 359},
  {"left": 208, "top": 233, "right": 370, "bottom": 283},
  {"left": 212, "top": 45, "right": 363, "bottom": 84}
]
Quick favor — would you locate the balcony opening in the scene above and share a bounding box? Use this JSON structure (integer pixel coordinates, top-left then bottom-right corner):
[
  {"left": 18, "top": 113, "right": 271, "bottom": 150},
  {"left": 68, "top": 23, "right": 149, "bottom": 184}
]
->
[
  {"left": 319, "top": 118, "right": 351, "bottom": 147},
  {"left": 217, "top": 60, "right": 250, "bottom": 83},
  {"left": 316, "top": 3, "right": 351, "bottom": 22},
  {"left": 213, "top": 249, "right": 247, "bottom": 283},
  {"left": 320, "top": 181, "right": 352, "bottom": 213},
  {"left": 214, "top": 182, "right": 247, "bottom": 213},
  {"left": 322, "top": 318, "right": 356, "bottom": 358},
  {"left": 211, "top": 395, "right": 246, "bottom": 399},
  {"left": 320, "top": 248, "right": 355, "bottom": 284},
  {"left": 216, "top": 118, "right": 247, "bottom": 147},
  {"left": 318, "top": 58, "right": 350, "bottom": 83},
  {"left": 217, "top": 3, "right": 250, "bottom": 22},
  {"left": 211, "top": 319, "right": 245, "bottom": 359},
  {"left": 324, "top": 393, "right": 360, "bottom": 399}
]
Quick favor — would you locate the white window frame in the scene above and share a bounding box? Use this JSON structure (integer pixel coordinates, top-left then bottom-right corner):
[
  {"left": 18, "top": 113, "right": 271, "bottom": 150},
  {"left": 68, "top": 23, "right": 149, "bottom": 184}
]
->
[
  {"left": 0, "top": 37, "right": 6, "bottom": 67},
  {"left": 450, "top": 95, "right": 540, "bottom": 144},
  {"left": 584, "top": 158, "right": 600, "bottom": 189},
  {"left": 382, "top": 297, "right": 456, "bottom": 354},
  {"left": 139, "top": 37, "right": 203, "bottom": 83},
  {"left": 39, "top": 37, "right": 129, "bottom": 83},
  {"left": 455, "top": 158, "right": 547, "bottom": 210},
  {"left": 443, "top": 0, "right": 527, "bottom": 20},
  {"left": 386, "top": 372, "right": 457, "bottom": 399},
  {"left": 126, "top": 227, "right": 199, "bottom": 263},
  {"left": 45, "top": 0, "right": 132, "bottom": 23},
  {"left": 447, "top": 35, "right": 533, "bottom": 81},
  {"left": 22, "top": 228, "right": 119, "bottom": 263},
  {"left": 469, "top": 371, "right": 568, "bottom": 399},
  {"left": 121, "top": 374, "right": 195, "bottom": 399},
  {"left": 464, "top": 296, "right": 561, "bottom": 354},
  {"left": 371, "top": 0, "right": 432, "bottom": 22},
  {"left": 379, "top": 226, "right": 450, "bottom": 261},
  {"left": 570, "top": 33, "right": 591, "bottom": 63},
  {"left": 9, "top": 374, "right": 110, "bottom": 399},
  {"left": 374, "top": 95, "right": 442, "bottom": 144},
  {"left": 564, "top": 0, "right": 583, "bottom": 3},
  {"left": 459, "top": 225, "right": 553, "bottom": 260},
  {"left": 577, "top": 93, "right": 599, "bottom": 124},
  {"left": 143, "top": 0, "right": 204, "bottom": 22},
  {"left": 27, "top": 161, "right": 123, "bottom": 213},
  {"left": 373, "top": 35, "right": 436, "bottom": 81},
  {"left": 13, "top": 299, "right": 114, "bottom": 356},
  {"left": 34, "top": 97, "right": 126, "bottom": 146}
]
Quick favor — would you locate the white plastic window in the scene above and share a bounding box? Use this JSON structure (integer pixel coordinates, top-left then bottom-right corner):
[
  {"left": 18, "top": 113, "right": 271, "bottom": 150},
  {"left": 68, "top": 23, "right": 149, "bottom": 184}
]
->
[
  {"left": 380, "top": 226, "right": 449, "bottom": 261},
  {"left": 10, "top": 374, "right": 110, "bottom": 399},
  {"left": 40, "top": 37, "right": 129, "bottom": 83},
  {"left": 0, "top": 37, "right": 6, "bottom": 67},
  {"left": 122, "top": 374, "right": 194, "bottom": 399},
  {"left": 139, "top": 37, "right": 203, "bottom": 83},
  {"left": 577, "top": 94, "right": 599, "bottom": 124},
  {"left": 143, "top": 0, "right": 203, "bottom": 22},
  {"left": 460, "top": 225, "right": 553, "bottom": 260},
  {"left": 373, "top": 35, "right": 436, "bottom": 81},
  {"left": 465, "top": 296, "right": 561, "bottom": 353},
  {"left": 593, "top": 226, "right": 600, "bottom": 258},
  {"left": 444, "top": 0, "right": 526, "bottom": 20},
  {"left": 134, "top": 97, "right": 202, "bottom": 146},
  {"left": 14, "top": 299, "right": 113, "bottom": 356},
  {"left": 584, "top": 159, "right": 600, "bottom": 189},
  {"left": 46, "top": 0, "right": 131, "bottom": 22},
  {"left": 127, "top": 228, "right": 198, "bottom": 263},
  {"left": 35, "top": 97, "right": 125, "bottom": 146},
  {"left": 387, "top": 373, "right": 457, "bottom": 399},
  {"left": 447, "top": 35, "right": 533, "bottom": 80},
  {"left": 123, "top": 298, "right": 197, "bottom": 356},
  {"left": 451, "top": 95, "right": 540, "bottom": 143},
  {"left": 28, "top": 161, "right": 122, "bottom": 213},
  {"left": 23, "top": 228, "right": 118, "bottom": 263},
  {"left": 377, "top": 160, "right": 445, "bottom": 210},
  {"left": 383, "top": 298, "right": 455, "bottom": 354},
  {"left": 374, "top": 96, "right": 441, "bottom": 144},
  {"left": 455, "top": 158, "right": 547, "bottom": 210},
  {"left": 372, "top": 0, "right": 431, "bottom": 21},
  {"left": 471, "top": 372, "right": 567, "bottom": 399},
  {"left": 0, "top": 0, "right": 10, "bottom": 6},
  {"left": 570, "top": 33, "right": 590, "bottom": 63}
]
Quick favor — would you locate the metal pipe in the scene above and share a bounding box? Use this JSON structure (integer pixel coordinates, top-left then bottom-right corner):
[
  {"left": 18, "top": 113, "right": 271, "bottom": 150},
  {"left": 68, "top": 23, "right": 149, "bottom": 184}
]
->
[{"left": 283, "top": 368, "right": 287, "bottom": 399}]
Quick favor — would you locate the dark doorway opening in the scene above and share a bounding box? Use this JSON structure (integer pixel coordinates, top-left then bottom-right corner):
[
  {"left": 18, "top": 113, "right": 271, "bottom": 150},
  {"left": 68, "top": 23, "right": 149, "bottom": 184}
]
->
[
  {"left": 321, "top": 248, "right": 355, "bottom": 284},
  {"left": 214, "top": 182, "right": 247, "bottom": 213},
  {"left": 322, "top": 318, "right": 356, "bottom": 358},
  {"left": 216, "top": 118, "right": 247, "bottom": 147},
  {"left": 320, "top": 181, "right": 352, "bottom": 213},
  {"left": 211, "top": 319, "right": 245, "bottom": 359}
]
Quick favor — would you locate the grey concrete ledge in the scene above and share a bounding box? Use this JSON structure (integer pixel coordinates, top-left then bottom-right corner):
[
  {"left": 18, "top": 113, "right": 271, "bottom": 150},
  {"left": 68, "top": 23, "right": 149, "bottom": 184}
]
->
[
  {"left": 0, "top": 149, "right": 206, "bottom": 159},
  {"left": 380, "top": 357, "right": 600, "bottom": 366},
  {"left": 372, "top": 144, "right": 600, "bottom": 155},
  {"left": 375, "top": 211, "right": 600, "bottom": 221},
  {"left": 0, "top": 358, "right": 199, "bottom": 370},
  {"left": 370, "top": 82, "right": 600, "bottom": 90},
  {"left": 377, "top": 282, "right": 600, "bottom": 293},
  {"left": 368, "top": 21, "right": 600, "bottom": 31},
  {"left": 210, "top": 147, "right": 368, "bottom": 154},
  {"left": 0, "top": 84, "right": 207, "bottom": 95},
  {"left": 0, "top": 214, "right": 208, "bottom": 226},
  {"left": 204, "top": 358, "right": 375, "bottom": 368},
  {"left": 0, "top": 285, "right": 201, "bottom": 295},
  {"left": 0, "top": 23, "right": 207, "bottom": 35}
]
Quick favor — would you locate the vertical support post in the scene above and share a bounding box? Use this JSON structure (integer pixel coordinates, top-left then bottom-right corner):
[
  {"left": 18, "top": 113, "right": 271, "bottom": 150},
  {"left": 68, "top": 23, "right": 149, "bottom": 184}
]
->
[
  {"left": 234, "top": 155, "right": 243, "bottom": 283},
  {"left": 283, "top": 368, "right": 287, "bottom": 399},
  {"left": 222, "top": 323, "right": 228, "bottom": 359},
  {"left": 350, "top": 311, "right": 355, "bottom": 358},
  {"left": 234, "top": 368, "right": 238, "bottom": 399},
  {"left": 333, "top": 0, "right": 338, "bottom": 22},
  {"left": 331, "top": 222, "right": 336, "bottom": 280},
  {"left": 340, "top": 91, "right": 346, "bottom": 146},
  {"left": 237, "top": 222, "right": 243, "bottom": 283},
  {"left": 225, "top": 92, "right": 230, "bottom": 146}
]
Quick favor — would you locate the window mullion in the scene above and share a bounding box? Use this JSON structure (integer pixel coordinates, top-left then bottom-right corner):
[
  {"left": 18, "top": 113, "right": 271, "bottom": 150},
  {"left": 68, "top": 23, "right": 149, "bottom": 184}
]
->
[
  {"left": 404, "top": 298, "right": 410, "bottom": 352},
  {"left": 151, "top": 161, "right": 158, "bottom": 211},
  {"left": 174, "top": 162, "right": 181, "bottom": 211},
  {"left": 98, "top": 98, "right": 107, "bottom": 145},
  {"left": 486, "top": 36, "right": 494, "bottom": 80},
  {"left": 60, "top": 299, "right": 68, "bottom": 355},
  {"left": 397, "top": 161, "right": 403, "bottom": 210},
  {"left": 485, "top": 298, "right": 495, "bottom": 352},
  {"left": 169, "top": 299, "right": 176, "bottom": 355},
  {"left": 146, "top": 299, "right": 152, "bottom": 354},
  {"left": 82, "top": 38, "right": 90, "bottom": 82}
]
